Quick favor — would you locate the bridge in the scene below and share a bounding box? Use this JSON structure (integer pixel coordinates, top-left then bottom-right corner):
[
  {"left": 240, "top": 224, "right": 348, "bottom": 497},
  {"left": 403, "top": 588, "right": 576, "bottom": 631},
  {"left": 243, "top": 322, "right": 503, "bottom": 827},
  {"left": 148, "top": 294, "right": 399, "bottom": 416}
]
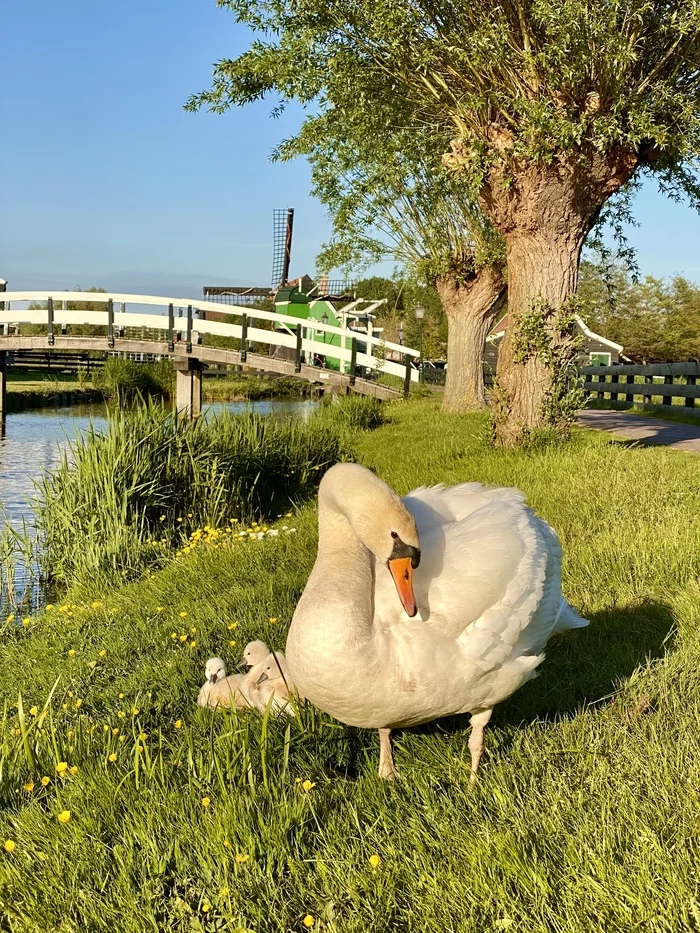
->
[{"left": 0, "top": 291, "right": 420, "bottom": 416}]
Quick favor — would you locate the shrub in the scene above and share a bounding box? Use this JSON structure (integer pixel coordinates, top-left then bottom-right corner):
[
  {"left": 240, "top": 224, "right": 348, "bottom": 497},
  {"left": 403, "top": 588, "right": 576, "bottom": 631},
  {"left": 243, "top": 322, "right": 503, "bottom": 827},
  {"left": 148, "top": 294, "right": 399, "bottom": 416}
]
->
[{"left": 317, "top": 394, "right": 387, "bottom": 430}]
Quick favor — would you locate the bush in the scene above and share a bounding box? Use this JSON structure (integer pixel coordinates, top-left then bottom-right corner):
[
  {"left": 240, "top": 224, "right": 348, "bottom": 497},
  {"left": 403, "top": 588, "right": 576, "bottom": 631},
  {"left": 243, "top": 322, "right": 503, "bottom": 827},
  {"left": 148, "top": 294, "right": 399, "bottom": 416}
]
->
[
  {"left": 92, "top": 358, "right": 174, "bottom": 399},
  {"left": 317, "top": 394, "right": 387, "bottom": 430},
  {"left": 35, "top": 400, "right": 344, "bottom": 587}
]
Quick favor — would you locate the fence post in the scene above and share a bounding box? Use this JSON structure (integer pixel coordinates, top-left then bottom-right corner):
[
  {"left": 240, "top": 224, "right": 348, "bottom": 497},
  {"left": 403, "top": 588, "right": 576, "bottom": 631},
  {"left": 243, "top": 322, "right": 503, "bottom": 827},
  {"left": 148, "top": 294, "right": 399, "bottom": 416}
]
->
[
  {"left": 186, "top": 304, "right": 193, "bottom": 353},
  {"left": 295, "top": 326, "right": 303, "bottom": 373},
  {"left": 610, "top": 371, "right": 619, "bottom": 402},
  {"left": 662, "top": 374, "right": 673, "bottom": 407},
  {"left": 626, "top": 373, "right": 635, "bottom": 403},
  {"left": 643, "top": 374, "right": 653, "bottom": 405},
  {"left": 686, "top": 373, "right": 697, "bottom": 409},
  {"left": 168, "top": 303, "right": 175, "bottom": 352},
  {"left": 240, "top": 313, "right": 248, "bottom": 363},
  {"left": 47, "top": 297, "right": 55, "bottom": 346},
  {"left": 107, "top": 299, "right": 114, "bottom": 348},
  {"left": 403, "top": 355, "right": 412, "bottom": 398},
  {"left": 597, "top": 370, "right": 606, "bottom": 400},
  {"left": 349, "top": 337, "right": 357, "bottom": 386}
]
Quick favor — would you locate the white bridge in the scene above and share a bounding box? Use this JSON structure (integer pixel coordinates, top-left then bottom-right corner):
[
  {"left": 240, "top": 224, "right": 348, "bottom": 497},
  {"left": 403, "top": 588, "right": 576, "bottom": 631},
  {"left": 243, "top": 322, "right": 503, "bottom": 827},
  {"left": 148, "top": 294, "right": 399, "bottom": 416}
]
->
[{"left": 0, "top": 290, "right": 420, "bottom": 414}]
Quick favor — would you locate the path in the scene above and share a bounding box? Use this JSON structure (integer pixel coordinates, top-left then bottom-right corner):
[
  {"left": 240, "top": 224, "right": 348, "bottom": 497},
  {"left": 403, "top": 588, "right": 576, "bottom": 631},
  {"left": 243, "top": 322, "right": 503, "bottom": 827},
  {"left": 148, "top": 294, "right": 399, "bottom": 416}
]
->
[{"left": 577, "top": 409, "right": 700, "bottom": 453}]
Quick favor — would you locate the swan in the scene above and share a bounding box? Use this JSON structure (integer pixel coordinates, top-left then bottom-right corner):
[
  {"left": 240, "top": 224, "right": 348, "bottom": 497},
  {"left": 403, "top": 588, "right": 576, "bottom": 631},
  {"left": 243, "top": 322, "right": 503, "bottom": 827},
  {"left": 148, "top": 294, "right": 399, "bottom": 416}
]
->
[
  {"left": 252, "top": 651, "right": 300, "bottom": 716},
  {"left": 197, "top": 641, "right": 270, "bottom": 710},
  {"left": 286, "top": 462, "right": 588, "bottom": 780}
]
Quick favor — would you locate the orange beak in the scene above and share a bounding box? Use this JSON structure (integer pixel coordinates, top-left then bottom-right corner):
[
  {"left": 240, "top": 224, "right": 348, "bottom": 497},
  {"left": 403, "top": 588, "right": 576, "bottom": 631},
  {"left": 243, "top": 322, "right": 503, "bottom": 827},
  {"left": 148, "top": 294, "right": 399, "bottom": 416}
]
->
[{"left": 388, "top": 557, "right": 417, "bottom": 618}]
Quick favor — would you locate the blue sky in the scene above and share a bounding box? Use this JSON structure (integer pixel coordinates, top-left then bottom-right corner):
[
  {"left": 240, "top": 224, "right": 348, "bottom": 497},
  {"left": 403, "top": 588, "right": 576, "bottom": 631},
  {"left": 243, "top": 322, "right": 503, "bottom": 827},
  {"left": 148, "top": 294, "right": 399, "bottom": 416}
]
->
[{"left": 2, "top": 0, "right": 700, "bottom": 299}]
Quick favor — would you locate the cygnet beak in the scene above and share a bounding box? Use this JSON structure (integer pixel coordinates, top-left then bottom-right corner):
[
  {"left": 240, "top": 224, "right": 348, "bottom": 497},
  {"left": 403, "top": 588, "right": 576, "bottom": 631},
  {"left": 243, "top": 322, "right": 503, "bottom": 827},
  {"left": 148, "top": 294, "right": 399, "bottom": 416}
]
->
[
  {"left": 388, "top": 556, "right": 418, "bottom": 618},
  {"left": 236, "top": 659, "right": 248, "bottom": 671},
  {"left": 256, "top": 671, "right": 269, "bottom": 685},
  {"left": 209, "top": 673, "right": 219, "bottom": 685}
]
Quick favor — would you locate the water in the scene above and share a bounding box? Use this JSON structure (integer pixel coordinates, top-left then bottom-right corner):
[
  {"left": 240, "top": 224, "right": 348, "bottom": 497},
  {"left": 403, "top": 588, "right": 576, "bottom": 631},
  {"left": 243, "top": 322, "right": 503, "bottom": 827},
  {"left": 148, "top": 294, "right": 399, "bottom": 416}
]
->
[{"left": 0, "top": 398, "right": 318, "bottom": 607}]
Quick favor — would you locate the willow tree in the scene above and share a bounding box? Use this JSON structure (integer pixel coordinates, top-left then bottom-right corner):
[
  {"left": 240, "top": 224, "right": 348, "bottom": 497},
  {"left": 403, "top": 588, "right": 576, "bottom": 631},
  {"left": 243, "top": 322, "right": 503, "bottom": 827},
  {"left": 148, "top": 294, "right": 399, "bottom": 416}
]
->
[
  {"left": 289, "top": 114, "right": 505, "bottom": 411},
  {"left": 188, "top": 0, "right": 700, "bottom": 444}
]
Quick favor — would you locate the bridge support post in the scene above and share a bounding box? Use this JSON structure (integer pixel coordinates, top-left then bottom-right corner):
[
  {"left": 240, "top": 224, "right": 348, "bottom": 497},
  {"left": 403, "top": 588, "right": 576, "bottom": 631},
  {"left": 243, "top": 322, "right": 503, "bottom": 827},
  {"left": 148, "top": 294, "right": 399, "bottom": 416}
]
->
[
  {"left": 0, "top": 351, "right": 5, "bottom": 423},
  {"left": 173, "top": 357, "right": 202, "bottom": 419},
  {"left": 403, "top": 355, "right": 412, "bottom": 399}
]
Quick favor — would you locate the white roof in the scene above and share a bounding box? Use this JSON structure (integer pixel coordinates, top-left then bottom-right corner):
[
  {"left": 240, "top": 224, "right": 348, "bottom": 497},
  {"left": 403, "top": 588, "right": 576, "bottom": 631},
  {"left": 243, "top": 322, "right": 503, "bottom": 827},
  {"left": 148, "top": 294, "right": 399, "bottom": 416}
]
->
[{"left": 486, "top": 314, "right": 623, "bottom": 353}]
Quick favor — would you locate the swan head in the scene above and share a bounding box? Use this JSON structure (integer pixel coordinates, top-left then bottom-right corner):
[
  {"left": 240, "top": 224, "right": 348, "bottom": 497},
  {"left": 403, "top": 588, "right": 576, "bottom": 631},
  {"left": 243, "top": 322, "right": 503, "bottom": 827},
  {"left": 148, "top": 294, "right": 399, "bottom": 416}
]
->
[
  {"left": 241, "top": 640, "right": 269, "bottom": 668},
  {"left": 204, "top": 657, "right": 227, "bottom": 685},
  {"left": 320, "top": 463, "right": 421, "bottom": 617},
  {"left": 255, "top": 651, "right": 289, "bottom": 685}
]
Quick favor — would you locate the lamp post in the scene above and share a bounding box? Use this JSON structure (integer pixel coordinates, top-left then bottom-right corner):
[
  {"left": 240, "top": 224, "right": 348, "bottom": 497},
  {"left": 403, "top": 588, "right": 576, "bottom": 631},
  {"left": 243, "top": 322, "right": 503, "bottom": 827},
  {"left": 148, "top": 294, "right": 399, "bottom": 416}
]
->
[
  {"left": 397, "top": 322, "right": 404, "bottom": 345},
  {"left": 414, "top": 304, "right": 425, "bottom": 382}
]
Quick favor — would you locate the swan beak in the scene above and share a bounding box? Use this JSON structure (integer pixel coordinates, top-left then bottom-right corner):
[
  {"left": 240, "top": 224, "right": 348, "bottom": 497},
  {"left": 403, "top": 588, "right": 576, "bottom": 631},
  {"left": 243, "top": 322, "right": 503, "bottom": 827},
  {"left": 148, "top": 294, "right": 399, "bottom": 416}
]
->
[
  {"left": 209, "top": 673, "right": 219, "bottom": 685},
  {"left": 388, "top": 557, "right": 417, "bottom": 618},
  {"left": 256, "top": 672, "right": 269, "bottom": 685}
]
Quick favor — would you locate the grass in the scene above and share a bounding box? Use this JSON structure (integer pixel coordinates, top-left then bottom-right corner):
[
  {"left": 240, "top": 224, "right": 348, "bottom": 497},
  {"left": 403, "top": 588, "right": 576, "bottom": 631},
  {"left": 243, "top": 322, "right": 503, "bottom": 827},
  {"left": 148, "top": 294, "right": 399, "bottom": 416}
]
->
[
  {"left": 1, "top": 399, "right": 700, "bottom": 930},
  {"left": 202, "top": 374, "right": 312, "bottom": 401}
]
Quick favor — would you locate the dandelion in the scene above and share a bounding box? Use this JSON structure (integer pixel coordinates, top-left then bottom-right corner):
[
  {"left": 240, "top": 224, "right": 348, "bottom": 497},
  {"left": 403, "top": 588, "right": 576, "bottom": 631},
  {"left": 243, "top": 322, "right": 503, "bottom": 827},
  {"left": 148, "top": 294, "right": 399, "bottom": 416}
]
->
[
  {"left": 23, "top": 781, "right": 34, "bottom": 793},
  {"left": 201, "top": 797, "right": 211, "bottom": 807},
  {"left": 171, "top": 633, "right": 178, "bottom": 640},
  {"left": 46, "top": 604, "right": 54, "bottom": 611},
  {"left": 235, "top": 853, "right": 249, "bottom": 863},
  {"left": 202, "top": 902, "right": 211, "bottom": 913},
  {"left": 369, "top": 854, "right": 382, "bottom": 868},
  {"left": 3, "top": 840, "right": 16, "bottom": 853},
  {"left": 131, "top": 707, "right": 140, "bottom": 716},
  {"left": 118, "top": 693, "right": 125, "bottom": 700},
  {"left": 179, "top": 634, "right": 187, "bottom": 642},
  {"left": 91, "top": 600, "right": 102, "bottom": 609},
  {"left": 6, "top": 614, "right": 15, "bottom": 623},
  {"left": 119, "top": 735, "right": 126, "bottom": 742},
  {"left": 190, "top": 626, "right": 197, "bottom": 634},
  {"left": 22, "top": 617, "right": 31, "bottom": 626},
  {"left": 189, "top": 640, "right": 196, "bottom": 649},
  {"left": 70, "top": 766, "right": 79, "bottom": 775},
  {"left": 159, "top": 515, "right": 166, "bottom": 522},
  {"left": 219, "top": 886, "right": 229, "bottom": 897},
  {"left": 57, "top": 810, "right": 71, "bottom": 824},
  {"left": 174, "top": 719, "right": 183, "bottom": 729},
  {"left": 303, "top": 915, "right": 315, "bottom": 928},
  {"left": 29, "top": 706, "right": 38, "bottom": 716},
  {"left": 179, "top": 611, "right": 187, "bottom": 618},
  {"left": 67, "top": 649, "right": 76, "bottom": 657},
  {"left": 228, "top": 640, "right": 236, "bottom": 648},
  {"left": 68, "top": 691, "right": 74, "bottom": 698},
  {"left": 117, "top": 711, "right": 126, "bottom": 719},
  {"left": 41, "top": 776, "right": 50, "bottom": 786},
  {"left": 55, "top": 761, "right": 68, "bottom": 775},
  {"left": 157, "top": 606, "right": 165, "bottom": 612},
  {"left": 301, "top": 780, "right": 316, "bottom": 792},
  {"left": 98, "top": 649, "right": 106, "bottom": 658},
  {"left": 108, "top": 753, "right": 117, "bottom": 763},
  {"left": 227, "top": 623, "right": 237, "bottom": 630},
  {"left": 103, "top": 724, "right": 109, "bottom": 732},
  {"left": 74, "top": 699, "right": 83, "bottom": 709},
  {"left": 139, "top": 732, "right": 148, "bottom": 741},
  {"left": 268, "top": 617, "right": 278, "bottom": 625}
]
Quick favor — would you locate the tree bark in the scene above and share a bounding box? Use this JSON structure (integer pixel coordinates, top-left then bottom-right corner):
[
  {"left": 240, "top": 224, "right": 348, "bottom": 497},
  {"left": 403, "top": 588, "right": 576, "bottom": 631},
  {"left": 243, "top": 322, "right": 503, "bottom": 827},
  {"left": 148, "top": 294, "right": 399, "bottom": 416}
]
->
[
  {"left": 477, "top": 144, "right": 640, "bottom": 447},
  {"left": 437, "top": 266, "right": 506, "bottom": 413}
]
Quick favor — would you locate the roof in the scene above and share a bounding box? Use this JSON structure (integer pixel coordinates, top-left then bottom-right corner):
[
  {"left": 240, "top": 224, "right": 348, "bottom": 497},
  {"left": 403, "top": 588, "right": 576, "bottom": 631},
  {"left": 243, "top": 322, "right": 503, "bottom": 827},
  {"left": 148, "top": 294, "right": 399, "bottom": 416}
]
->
[{"left": 486, "top": 312, "right": 623, "bottom": 353}]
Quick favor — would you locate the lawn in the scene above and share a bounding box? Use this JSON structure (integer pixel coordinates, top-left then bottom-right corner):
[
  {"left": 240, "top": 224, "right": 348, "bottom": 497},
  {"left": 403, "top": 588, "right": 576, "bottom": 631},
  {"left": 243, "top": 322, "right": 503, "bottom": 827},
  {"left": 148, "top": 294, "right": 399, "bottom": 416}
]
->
[{"left": 1, "top": 399, "right": 700, "bottom": 932}]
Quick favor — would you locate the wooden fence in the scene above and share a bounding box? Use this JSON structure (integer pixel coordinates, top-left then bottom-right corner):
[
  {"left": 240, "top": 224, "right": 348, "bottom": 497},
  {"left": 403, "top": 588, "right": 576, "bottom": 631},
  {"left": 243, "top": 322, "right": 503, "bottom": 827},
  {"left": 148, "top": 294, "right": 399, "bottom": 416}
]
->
[{"left": 578, "top": 361, "right": 699, "bottom": 416}]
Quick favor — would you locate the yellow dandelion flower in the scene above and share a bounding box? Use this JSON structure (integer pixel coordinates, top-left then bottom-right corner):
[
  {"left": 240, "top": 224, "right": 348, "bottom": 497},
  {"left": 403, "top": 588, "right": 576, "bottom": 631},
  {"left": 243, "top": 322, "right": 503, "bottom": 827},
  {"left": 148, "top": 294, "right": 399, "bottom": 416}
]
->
[
  {"left": 23, "top": 781, "right": 34, "bottom": 793},
  {"left": 67, "top": 649, "right": 76, "bottom": 657},
  {"left": 219, "top": 885, "right": 229, "bottom": 897},
  {"left": 174, "top": 720, "right": 183, "bottom": 729},
  {"left": 189, "top": 640, "right": 196, "bottom": 649},
  {"left": 157, "top": 606, "right": 165, "bottom": 612},
  {"left": 159, "top": 515, "right": 166, "bottom": 522},
  {"left": 235, "top": 853, "right": 249, "bottom": 863},
  {"left": 67, "top": 729, "right": 74, "bottom": 738},
  {"left": 55, "top": 761, "right": 68, "bottom": 775},
  {"left": 98, "top": 649, "right": 106, "bottom": 657},
  {"left": 301, "top": 780, "right": 316, "bottom": 792},
  {"left": 303, "top": 915, "right": 315, "bottom": 928},
  {"left": 268, "top": 617, "right": 277, "bottom": 624},
  {"left": 108, "top": 753, "right": 117, "bottom": 762},
  {"left": 171, "top": 632, "right": 177, "bottom": 640},
  {"left": 190, "top": 626, "right": 197, "bottom": 634},
  {"left": 202, "top": 902, "right": 211, "bottom": 913},
  {"left": 201, "top": 797, "right": 211, "bottom": 807},
  {"left": 69, "top": 766, "right": 78, "bottom": 775},
  {"left": 6, "top": 614, "right": 15, "bottom": 623},
  {"left": 177, "top": 517, "right": 183, "bottom": 523},
  {"left": 46, "top": 604, "right": 54, "bottom": 610},
  {"left": 136, "top": 744, "right": 144, "bottom": 753},
  {"left": 117, "top": 711, "right": 126, "bottom": 719},
  {"left": 57, "top": 810, "right": 71, "bottom": 824},
  {"left": 131, "top": 707, "right": 140, "bottom": 716},
  {"left": 369, "top": 854, "right": 382, "bottom": 868},
  {"left": 179, "top": 634, "right": 187, "bottom": 642},
  {"left": 41, "top": 776, "right": 50, "bottom": 786},
  {"left": 67, "top": 691, "right": 74, "bottom": 698},
  {"left": 103, "top": 724, "right": 109, "bottom": 732},
  {"left": 227, "top": 623, "right": 237, "bottom": 630},
  {"left": 29, "top": 706, "right": 38, "bottom": 716},
  {"left": 3, "top": 840, "right": 16, "bottom": 853},
  {"left": 119, "top": 735, "right": 126, "bottom": 742},
  {"left": 139, "top": 732, "right": 148, "bottom": 741},
  {"left": 228, "top": 640, "right": 236, "bottom": 648},
  {"left": 74, "top": 699, "right": 83, "bottom": 709},
  {"left": 188, "top": 512, "right": 193, "bottom": 518},
  {"left": 22, "top": 617, "right": 31, "bottom": 626},
  {"left": 223, "top": 840, "right": 231, "bottom": 848},
  {"left": 179, "top": 611, "right": 187, "bottom": 618}
]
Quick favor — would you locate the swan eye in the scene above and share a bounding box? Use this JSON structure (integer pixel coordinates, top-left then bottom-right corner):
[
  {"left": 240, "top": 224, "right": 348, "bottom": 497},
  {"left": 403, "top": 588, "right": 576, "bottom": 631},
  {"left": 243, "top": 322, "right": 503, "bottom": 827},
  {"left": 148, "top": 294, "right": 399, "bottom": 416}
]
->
[{"left": 391, "top": 531, "right": 398, "bottom": 539}]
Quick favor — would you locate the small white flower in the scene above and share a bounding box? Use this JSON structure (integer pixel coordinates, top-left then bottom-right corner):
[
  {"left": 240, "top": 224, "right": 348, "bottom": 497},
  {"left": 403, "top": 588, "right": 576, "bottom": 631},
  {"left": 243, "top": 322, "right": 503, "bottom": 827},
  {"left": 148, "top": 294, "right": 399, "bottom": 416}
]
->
[
  {"left": 267, "top": 529, "right": 279, "bottom": 537},
  {"left": 257, "top": 532, "right": 265, "bottom": 539},
  {"left": 282, "top": 525, "right": 289, "bottom": 530}
]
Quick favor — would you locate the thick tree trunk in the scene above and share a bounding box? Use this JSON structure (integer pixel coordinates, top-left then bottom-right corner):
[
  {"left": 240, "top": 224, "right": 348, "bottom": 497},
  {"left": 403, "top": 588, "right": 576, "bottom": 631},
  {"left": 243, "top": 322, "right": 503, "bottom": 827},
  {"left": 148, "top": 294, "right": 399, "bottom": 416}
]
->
[
  {"left": 476, "top": 144, "right": 639, "bottom": 447},
  {"left": 437, "top": 267, "right": 506, "bottom": 413}
]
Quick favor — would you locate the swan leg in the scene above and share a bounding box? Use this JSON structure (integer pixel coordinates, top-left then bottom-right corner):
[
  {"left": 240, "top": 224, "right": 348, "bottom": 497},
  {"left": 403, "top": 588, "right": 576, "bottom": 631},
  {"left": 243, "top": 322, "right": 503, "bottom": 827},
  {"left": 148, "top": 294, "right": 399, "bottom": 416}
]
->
[
  {"left": 378, "top": 728, "right": 399, "bottom": 781},
  {"left": 468, "top": 708, "right": 493, "bottom": 782}
]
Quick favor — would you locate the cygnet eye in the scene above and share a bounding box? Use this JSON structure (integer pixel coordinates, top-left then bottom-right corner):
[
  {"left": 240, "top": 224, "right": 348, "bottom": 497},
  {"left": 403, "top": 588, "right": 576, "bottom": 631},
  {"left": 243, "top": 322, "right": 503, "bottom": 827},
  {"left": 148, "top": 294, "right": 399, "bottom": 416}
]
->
[{"left": 391, "top": 531, "right": 398, "bottom": 539}]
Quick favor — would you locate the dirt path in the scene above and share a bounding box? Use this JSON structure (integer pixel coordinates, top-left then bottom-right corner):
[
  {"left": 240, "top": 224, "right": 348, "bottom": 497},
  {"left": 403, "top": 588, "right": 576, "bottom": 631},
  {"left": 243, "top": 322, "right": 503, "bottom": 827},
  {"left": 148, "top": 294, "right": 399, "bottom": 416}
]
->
[{"left": 577, "top": 410, "right": 700, "bottom": 454}]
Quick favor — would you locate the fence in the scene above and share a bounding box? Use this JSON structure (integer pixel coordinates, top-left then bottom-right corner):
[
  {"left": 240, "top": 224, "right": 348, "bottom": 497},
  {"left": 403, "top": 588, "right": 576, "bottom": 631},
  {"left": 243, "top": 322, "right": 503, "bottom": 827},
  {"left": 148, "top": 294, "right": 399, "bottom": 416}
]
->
[{"left": 579, "top": 361, "right": 699, "bottom": 417}]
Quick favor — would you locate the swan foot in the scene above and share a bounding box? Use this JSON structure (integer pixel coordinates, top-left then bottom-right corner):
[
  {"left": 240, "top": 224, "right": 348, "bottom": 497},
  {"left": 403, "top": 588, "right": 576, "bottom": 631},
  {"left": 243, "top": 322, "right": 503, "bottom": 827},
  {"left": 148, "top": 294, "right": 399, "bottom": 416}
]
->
[
  {"left": 378, "top": 728, "right": 399, "bottom": 781},
  {"left": 468, "top": 708, "right": 493, "bottom": 782}
]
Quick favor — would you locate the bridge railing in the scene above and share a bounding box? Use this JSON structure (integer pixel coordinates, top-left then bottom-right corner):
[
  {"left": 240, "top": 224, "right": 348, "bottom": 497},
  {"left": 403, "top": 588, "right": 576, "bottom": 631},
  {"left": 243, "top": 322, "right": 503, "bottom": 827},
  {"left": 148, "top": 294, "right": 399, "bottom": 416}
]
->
[{"left": 0, "top": 291, "right": 420, "bottom": 384}]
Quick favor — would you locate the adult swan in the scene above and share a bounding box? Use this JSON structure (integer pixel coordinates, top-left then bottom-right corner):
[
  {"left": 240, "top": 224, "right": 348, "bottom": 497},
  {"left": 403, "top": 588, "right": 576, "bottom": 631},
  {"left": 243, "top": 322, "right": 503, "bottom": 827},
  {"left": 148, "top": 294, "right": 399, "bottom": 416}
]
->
[{"left": 286, "top": 463, "right": 588, "bottom": 780}]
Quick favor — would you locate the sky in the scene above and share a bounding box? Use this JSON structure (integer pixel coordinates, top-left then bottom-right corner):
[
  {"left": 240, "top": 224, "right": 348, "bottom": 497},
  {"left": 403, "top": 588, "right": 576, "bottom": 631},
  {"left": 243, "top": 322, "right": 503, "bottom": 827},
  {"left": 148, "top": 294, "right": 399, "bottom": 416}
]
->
[{"left": 2, "top": 0, "right": 700, "bottom": 300}]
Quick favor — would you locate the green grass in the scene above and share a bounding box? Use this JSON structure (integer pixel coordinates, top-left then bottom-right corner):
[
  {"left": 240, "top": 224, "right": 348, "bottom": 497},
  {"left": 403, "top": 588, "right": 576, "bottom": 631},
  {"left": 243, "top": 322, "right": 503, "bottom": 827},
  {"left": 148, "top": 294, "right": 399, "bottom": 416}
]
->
[
  {"left": 202, "top": 374, "right": 312, "bottom": 401},
  {"left": 1, "top": 399, "right": 700, "bottom": 931}
]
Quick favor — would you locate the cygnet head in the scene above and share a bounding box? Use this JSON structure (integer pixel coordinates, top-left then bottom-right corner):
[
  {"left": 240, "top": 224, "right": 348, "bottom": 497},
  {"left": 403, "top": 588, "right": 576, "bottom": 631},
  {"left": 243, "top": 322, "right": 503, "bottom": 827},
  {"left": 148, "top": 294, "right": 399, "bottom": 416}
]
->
[
  {"left": 255, "top": 651, "right": 289, "bottom": 685},
  {"left": 319, "top": 463, "right": 421, "bottom": 617},
  {"left": 204, "top": 657, "right": 227, "bottom": 685},
  {"left": 241, "top": 640, "right": 269, "bottom": 668}
]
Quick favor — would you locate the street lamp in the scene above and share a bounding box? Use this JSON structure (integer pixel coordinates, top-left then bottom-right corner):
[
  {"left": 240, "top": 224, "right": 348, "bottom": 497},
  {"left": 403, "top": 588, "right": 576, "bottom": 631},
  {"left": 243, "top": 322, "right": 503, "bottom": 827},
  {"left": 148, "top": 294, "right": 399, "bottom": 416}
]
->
[
  {"left": 397, "top": 322, "right": 405, "bottom": 345},
  {"left": 414, "top": 304, "right": 425, "bottom": 382}
]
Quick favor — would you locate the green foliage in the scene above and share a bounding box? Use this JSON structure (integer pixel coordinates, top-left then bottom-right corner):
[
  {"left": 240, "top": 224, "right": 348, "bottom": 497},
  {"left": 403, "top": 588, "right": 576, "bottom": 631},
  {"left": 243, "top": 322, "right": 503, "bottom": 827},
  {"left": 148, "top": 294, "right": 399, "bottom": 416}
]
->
[
  {"left": 35, "top": 402, "right": 344, "bottom": 588},
  {"left": 92, "top": 358, "right": 174, "bottom": 399},
  {"left": 578, "top": 259, "right": 700, "bottom": 362},
  {"left": 202, "top": 374, "right": 311, "bottom": 401},
  {"left": 317, "top": 394, "right": 387, "bottom": 431}
]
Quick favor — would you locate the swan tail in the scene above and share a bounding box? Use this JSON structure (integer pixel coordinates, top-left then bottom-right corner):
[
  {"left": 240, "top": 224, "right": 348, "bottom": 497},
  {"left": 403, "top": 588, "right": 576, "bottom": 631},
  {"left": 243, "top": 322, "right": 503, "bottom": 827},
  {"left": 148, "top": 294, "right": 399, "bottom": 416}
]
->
[{"left": 552, "top": 598, "right": 589, "bottom": 633}]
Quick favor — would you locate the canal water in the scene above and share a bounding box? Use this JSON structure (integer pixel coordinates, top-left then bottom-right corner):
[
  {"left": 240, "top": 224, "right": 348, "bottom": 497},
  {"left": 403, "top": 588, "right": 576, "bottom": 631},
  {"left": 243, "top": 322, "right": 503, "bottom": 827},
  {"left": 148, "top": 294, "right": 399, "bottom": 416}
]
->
[{"left": 0, "top": 399, "right": 319, "bottom": 608}]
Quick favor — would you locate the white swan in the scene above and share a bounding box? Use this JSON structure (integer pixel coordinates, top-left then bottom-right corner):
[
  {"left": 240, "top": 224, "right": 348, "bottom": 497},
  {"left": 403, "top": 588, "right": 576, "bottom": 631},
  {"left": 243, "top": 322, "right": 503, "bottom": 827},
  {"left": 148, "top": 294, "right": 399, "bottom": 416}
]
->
[
  {"left": 251, "top": 651, "right": 299, "bottom": 716},
  {"left": 197, "top": 641, "right": 270, "bottom": 710},
  {"left": 286, "top": 463, "right": 588, "bottom": 780}
]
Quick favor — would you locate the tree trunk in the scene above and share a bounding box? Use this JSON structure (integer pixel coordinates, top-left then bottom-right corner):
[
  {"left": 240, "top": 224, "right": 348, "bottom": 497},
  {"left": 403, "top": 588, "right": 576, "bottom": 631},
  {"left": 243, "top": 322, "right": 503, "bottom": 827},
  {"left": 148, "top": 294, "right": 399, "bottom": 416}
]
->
[
  {"left": 437, "top": 267, "right": 506, "bottom": 413},
  {"left": 477, "top": 145, "right": 639, "bottom": 447}
]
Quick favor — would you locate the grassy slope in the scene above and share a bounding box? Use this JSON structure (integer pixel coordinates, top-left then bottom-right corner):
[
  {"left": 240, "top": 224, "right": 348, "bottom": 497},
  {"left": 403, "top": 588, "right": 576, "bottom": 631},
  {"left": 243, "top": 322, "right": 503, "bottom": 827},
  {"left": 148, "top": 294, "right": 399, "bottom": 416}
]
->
[{"left": 1, "top": 400, "right": 700, "bottom": 931}]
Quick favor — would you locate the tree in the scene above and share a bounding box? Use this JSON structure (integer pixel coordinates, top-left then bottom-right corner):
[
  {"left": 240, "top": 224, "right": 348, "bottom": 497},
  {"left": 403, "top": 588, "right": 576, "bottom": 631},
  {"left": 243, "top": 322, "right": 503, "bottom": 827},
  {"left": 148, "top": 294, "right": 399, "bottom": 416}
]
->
[{"left": 188, "top": 0, "right": 700, "bottom": 444}]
